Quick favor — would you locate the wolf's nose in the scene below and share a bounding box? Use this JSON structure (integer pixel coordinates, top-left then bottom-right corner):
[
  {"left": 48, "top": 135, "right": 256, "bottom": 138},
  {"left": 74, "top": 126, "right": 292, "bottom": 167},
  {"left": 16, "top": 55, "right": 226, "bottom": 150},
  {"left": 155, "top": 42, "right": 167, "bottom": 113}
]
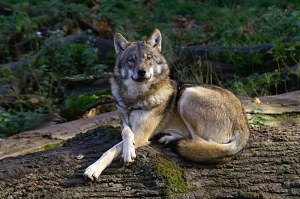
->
[{"left": 137, "top": 69, "right": 146, "bottom": 77}]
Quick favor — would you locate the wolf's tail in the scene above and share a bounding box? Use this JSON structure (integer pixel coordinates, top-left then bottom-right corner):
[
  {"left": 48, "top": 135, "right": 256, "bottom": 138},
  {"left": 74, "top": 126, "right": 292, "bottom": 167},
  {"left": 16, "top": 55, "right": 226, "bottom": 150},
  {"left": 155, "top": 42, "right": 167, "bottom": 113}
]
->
[{"left": 168, "top": 132, "right": 249, "bottom": 163}]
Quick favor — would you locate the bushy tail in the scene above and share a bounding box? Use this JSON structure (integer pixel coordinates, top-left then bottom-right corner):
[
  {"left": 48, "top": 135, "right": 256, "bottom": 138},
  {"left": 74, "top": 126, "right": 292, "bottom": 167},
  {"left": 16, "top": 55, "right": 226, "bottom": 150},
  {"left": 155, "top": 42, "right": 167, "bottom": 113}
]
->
[{"left": 167, "top": 134, "right": 249, "bottom": 163}]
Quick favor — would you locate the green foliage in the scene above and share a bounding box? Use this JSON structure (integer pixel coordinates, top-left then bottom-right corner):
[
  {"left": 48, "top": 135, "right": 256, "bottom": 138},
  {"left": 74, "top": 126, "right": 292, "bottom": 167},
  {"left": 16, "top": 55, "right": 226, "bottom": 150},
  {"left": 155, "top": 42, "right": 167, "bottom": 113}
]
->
[
  {"left": 248, "top": 108, "right": 267, "bottom": 126},
  {"left": 0, "top": 107, "right": 42, "bottom": 135},
  {"left": 65, "top": 91, "right": 113, "bottom": 109},
  {"left": 1, "top": 0, "right": 45, "bottom": 5},
  {"left": 65, "top": 93, "right": 104, "bottom": 109},
  {"left": 225, "top": 40, "right": 300, "bottom": 97},
  {"left": 250, "top": 6, "right": 300, "bottom": 41},
  {"left": 0, "top": 34, "right": 108, "bottom": 136},
  {"left": 273, "top": 41, "right": 300, "bottom": 68},
  {"left": 208, "top": 50, "right": 266, "bottom": 72},
  {"left": 227, "top": 73, "right": 274, "bottom": 97},
  {"left": 38, "top": 42, "right": 107, "bottom": 77},
  {"left": 1, "top": 0, "right": 300, "bottom": 135}
]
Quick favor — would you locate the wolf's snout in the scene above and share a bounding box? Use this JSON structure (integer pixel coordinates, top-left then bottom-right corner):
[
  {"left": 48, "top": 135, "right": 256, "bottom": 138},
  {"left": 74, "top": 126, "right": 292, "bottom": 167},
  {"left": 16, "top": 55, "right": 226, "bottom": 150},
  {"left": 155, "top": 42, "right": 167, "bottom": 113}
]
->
[
  {"left": 137, "top": 69, "right": 146, "bottom": 77},
  {"left": 132, "top": 68, "right": 151, "bottom": 82}
]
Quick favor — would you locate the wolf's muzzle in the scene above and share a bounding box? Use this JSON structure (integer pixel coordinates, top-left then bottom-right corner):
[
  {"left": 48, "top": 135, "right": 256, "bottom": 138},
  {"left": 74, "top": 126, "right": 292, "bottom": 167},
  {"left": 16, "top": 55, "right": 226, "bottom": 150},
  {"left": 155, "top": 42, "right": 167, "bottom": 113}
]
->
[
  {"left": 132, "top": 76, "right": 151, "bottom": 82},
  {"left": 131, "top": 68, "right": 152, "bottom": 82},
  {"left": 137, "top": 69, "right": 146, "bottom": 77}
]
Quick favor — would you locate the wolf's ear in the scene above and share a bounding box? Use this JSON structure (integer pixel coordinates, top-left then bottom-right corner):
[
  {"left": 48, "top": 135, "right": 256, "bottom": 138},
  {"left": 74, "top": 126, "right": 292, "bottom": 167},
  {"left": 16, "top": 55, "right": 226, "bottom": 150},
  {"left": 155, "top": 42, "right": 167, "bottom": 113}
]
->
[
  {"left": 147, "top": 29, "right": 162, "bottom": 53},
  {"left": 114, "top": 33, "right": 129, "bottom": 54}
]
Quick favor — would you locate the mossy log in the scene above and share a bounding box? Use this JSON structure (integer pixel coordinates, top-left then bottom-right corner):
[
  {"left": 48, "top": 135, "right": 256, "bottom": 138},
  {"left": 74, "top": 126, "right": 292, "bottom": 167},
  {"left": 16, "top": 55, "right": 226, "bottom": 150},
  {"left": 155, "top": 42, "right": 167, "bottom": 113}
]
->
[
  {"left": 1, "top": 125, "right": 300, "bottom": 198},
  {"left": 59, "top": 74, "right": 116, "bottom": 121}
]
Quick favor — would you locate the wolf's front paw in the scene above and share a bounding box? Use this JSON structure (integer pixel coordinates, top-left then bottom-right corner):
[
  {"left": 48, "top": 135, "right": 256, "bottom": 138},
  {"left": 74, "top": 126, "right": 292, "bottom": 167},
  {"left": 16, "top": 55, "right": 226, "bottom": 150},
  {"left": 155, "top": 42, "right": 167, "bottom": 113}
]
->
[
  {"left": 122, "top": 126, "right": 136, "bottom": 165},
  {"left": 122, "top": 141, "right": 136, "bottom": 165},
  {"left": 83, "top": 162, "right": 103, "bottom": 180}
]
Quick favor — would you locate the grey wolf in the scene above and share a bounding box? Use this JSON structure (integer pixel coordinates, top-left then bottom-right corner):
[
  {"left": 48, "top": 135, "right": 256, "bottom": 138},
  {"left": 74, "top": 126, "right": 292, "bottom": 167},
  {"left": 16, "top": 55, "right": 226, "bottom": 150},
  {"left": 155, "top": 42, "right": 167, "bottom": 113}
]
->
[{"left": 84, "top": 29, "right": 250, "bottom": 180}]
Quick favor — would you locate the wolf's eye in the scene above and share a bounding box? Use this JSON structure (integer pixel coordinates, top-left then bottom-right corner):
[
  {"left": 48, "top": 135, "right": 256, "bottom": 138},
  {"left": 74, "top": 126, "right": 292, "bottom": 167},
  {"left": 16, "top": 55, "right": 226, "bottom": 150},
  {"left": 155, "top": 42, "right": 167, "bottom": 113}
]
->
[
  {"left": 128, "top": 58, "right": 135, "bottom": 63},
  {"left": 147, "top": 55, "right": 153, "bottom": 60}
]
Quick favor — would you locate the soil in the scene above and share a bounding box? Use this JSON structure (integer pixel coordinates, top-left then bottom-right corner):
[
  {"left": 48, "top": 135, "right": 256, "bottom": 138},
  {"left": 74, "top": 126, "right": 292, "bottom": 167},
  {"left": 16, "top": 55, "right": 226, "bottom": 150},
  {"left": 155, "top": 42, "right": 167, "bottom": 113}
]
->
[{"left": 0, "top": 125, "right": 299, "bottom": 199}]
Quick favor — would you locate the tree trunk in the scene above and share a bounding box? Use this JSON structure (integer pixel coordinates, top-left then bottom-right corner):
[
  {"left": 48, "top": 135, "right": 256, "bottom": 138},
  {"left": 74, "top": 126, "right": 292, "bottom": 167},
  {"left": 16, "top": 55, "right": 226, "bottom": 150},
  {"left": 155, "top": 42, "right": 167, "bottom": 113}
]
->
[{"left": 1, "top": 124, "right": 299, "bottom": 199}]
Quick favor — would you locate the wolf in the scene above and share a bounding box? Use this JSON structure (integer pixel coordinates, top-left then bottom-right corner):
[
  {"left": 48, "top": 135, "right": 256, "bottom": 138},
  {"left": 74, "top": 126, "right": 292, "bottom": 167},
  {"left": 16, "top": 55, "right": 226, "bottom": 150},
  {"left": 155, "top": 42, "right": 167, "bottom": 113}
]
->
[{"left": 83, "top": 29, "right": 250, "bottom": 180}]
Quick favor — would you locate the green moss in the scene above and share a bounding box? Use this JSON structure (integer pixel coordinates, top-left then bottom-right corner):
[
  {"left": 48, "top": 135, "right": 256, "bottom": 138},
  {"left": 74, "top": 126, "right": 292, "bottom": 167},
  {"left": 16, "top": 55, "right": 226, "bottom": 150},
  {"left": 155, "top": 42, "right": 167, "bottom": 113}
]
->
[
  {"left": 272, "top": 113, "right": 300, "bottom": 119},
  {"left": 23, "top": 142, "right": 63, "bottom": 155},
  {"left": 65, "top": 92, "right": 112, "bottom": 109},
  {"left": 247, "top": 191, "right": 256, "bottom": 197},
  {"left": 103, "top": 125, "right": 122, "bottom": 140},
  {"left": 154, "top": 157, "right": 189, "bottom": 196},
  {"left": 43, "top": 142, "right": 63, "bottom": 151},
  {"left": 211, "top": 177, "right": 225, "bottom": 186}
]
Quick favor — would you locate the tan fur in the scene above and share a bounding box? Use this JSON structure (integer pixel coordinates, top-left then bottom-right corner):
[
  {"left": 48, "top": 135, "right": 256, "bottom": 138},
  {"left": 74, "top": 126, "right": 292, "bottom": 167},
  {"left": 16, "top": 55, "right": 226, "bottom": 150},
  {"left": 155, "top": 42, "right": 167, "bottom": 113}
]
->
[
  {"left": 174, "top": 85, "right": 249, "bottom": 162},
  {"left": 177, "top": 139, "right": 234, "bottom": 162},
  {"left": 83, "top": 29, "right": 250, "bottom": 180}
]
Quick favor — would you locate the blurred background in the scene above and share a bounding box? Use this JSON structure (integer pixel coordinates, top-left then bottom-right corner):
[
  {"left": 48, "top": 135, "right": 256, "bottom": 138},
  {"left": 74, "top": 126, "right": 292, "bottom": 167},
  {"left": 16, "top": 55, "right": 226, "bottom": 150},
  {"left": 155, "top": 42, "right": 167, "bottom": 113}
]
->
[{"left": 0, "top": 0, "right": 299, "bottom": 136}]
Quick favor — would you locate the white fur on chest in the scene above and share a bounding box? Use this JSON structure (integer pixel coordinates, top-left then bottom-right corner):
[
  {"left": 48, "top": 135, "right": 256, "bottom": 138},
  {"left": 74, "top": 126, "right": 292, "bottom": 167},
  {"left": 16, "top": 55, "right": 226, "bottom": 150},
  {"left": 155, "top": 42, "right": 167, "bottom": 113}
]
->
[
  {"left": 112, "top": 77, "right": 172, "bottom": 110},
  {"left": 123, "top": 79, "right": 151, "bottom": 98}
]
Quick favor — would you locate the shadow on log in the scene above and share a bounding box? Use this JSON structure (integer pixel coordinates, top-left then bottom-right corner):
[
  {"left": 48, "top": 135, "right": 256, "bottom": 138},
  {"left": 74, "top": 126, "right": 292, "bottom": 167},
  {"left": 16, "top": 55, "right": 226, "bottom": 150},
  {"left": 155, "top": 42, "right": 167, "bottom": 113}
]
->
[{"left": 1, "top": 125, "right": 300, "bottom": 198}]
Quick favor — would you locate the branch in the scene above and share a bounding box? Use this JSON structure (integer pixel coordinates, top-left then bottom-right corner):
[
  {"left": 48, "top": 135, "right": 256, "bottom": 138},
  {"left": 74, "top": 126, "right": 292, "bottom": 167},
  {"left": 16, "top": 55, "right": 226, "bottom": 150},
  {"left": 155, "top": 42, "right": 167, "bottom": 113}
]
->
[
  {"left": 0, "top": 1, "right": 13, "bottom": 16},
  {"left": 178, "top": 37, "right": 300, "bottom": 56}
]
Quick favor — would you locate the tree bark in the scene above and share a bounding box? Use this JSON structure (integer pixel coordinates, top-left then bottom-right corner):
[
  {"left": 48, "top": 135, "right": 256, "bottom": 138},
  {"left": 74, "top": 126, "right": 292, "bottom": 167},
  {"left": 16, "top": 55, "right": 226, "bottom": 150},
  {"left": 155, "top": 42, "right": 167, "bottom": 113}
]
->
[{"left": 0, "top": 124, "right": 299, "bottom": 199}]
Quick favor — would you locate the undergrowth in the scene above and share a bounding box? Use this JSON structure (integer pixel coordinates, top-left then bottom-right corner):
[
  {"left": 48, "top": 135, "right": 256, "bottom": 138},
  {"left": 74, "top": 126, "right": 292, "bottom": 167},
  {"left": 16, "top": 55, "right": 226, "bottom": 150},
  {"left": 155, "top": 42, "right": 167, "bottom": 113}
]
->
[{"left": 0, "top": 0, "right": 299, "bottom": 135}]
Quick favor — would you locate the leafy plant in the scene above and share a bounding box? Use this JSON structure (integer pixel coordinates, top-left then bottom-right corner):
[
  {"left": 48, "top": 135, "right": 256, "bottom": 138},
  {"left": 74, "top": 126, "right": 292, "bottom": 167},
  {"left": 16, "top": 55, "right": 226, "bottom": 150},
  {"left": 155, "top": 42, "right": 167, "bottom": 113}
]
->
[
  {"left": 37, "top": 42, "right": 108, "bottom": 77},
  {"left": 248, "top": 108, "right": 267, "bottom": 126},
  {"left": 0, "top": 107, "right": 42, "bottom": 135},
  {"left": 65, "top": 94, "right": 100, "bottom": 109}
]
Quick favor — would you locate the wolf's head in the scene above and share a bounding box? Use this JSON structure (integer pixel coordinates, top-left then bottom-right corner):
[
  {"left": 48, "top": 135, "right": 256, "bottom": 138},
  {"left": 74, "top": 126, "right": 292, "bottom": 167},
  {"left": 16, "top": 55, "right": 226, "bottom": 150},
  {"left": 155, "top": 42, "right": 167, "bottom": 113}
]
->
[{"left": 113, "top": 29, "right": 169, "bottom": 84}]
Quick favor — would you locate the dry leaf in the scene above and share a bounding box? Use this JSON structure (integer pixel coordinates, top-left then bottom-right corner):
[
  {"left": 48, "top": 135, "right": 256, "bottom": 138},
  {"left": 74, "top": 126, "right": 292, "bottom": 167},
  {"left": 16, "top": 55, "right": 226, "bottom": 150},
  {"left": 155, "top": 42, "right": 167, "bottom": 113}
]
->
[
  {"left": 253, "top": 97, "right": 261, "bottom": 104},
  {"left": 62, "top": 24, "right": 69, "bottom": 33},
  {"left": 76, "top": 154, "right": 84, "bottom": 160},
  {"left": 266, "top": 48, "right": 274, "bottom": 54},
  {"left": 30, "top": 98, "right": 39, "bottom": 104},
  {"left": 197, "top": 59, "right": 202, "bottom": 68}
]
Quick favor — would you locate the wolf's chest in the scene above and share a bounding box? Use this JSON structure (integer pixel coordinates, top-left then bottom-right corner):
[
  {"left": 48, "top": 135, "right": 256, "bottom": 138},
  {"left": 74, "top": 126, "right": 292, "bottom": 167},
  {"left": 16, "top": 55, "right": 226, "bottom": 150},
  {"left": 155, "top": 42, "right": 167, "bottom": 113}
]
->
[{"left": 116, "top": 104, "right": 161, "bottom": 128}]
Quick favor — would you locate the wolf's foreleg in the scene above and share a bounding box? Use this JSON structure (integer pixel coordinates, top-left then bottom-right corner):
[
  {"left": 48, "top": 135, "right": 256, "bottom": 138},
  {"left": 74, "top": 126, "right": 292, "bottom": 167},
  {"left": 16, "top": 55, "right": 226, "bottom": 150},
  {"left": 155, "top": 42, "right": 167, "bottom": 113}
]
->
[
  {"left": 122, "top": 126, "right": 136, "bottom": 164},
  {"left": 83, "top": 141, "right": 123, "bottom": 180}
]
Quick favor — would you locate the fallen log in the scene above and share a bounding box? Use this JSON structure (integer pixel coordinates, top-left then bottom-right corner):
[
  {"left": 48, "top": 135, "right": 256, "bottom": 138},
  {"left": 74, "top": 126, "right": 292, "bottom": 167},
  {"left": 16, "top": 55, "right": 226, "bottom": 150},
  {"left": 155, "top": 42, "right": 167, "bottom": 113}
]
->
[
  {"left": 179, "top": 38, "right": 300, "bottom": 56},
  {"left": 0, "top": 1, "right": 12, "bottom": 16},
  {"left": 0, "top": 125, "right": 299, "bottom": 198},
  {"left": 0, "top": 111, "right": 120, "bottom": 160}
]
